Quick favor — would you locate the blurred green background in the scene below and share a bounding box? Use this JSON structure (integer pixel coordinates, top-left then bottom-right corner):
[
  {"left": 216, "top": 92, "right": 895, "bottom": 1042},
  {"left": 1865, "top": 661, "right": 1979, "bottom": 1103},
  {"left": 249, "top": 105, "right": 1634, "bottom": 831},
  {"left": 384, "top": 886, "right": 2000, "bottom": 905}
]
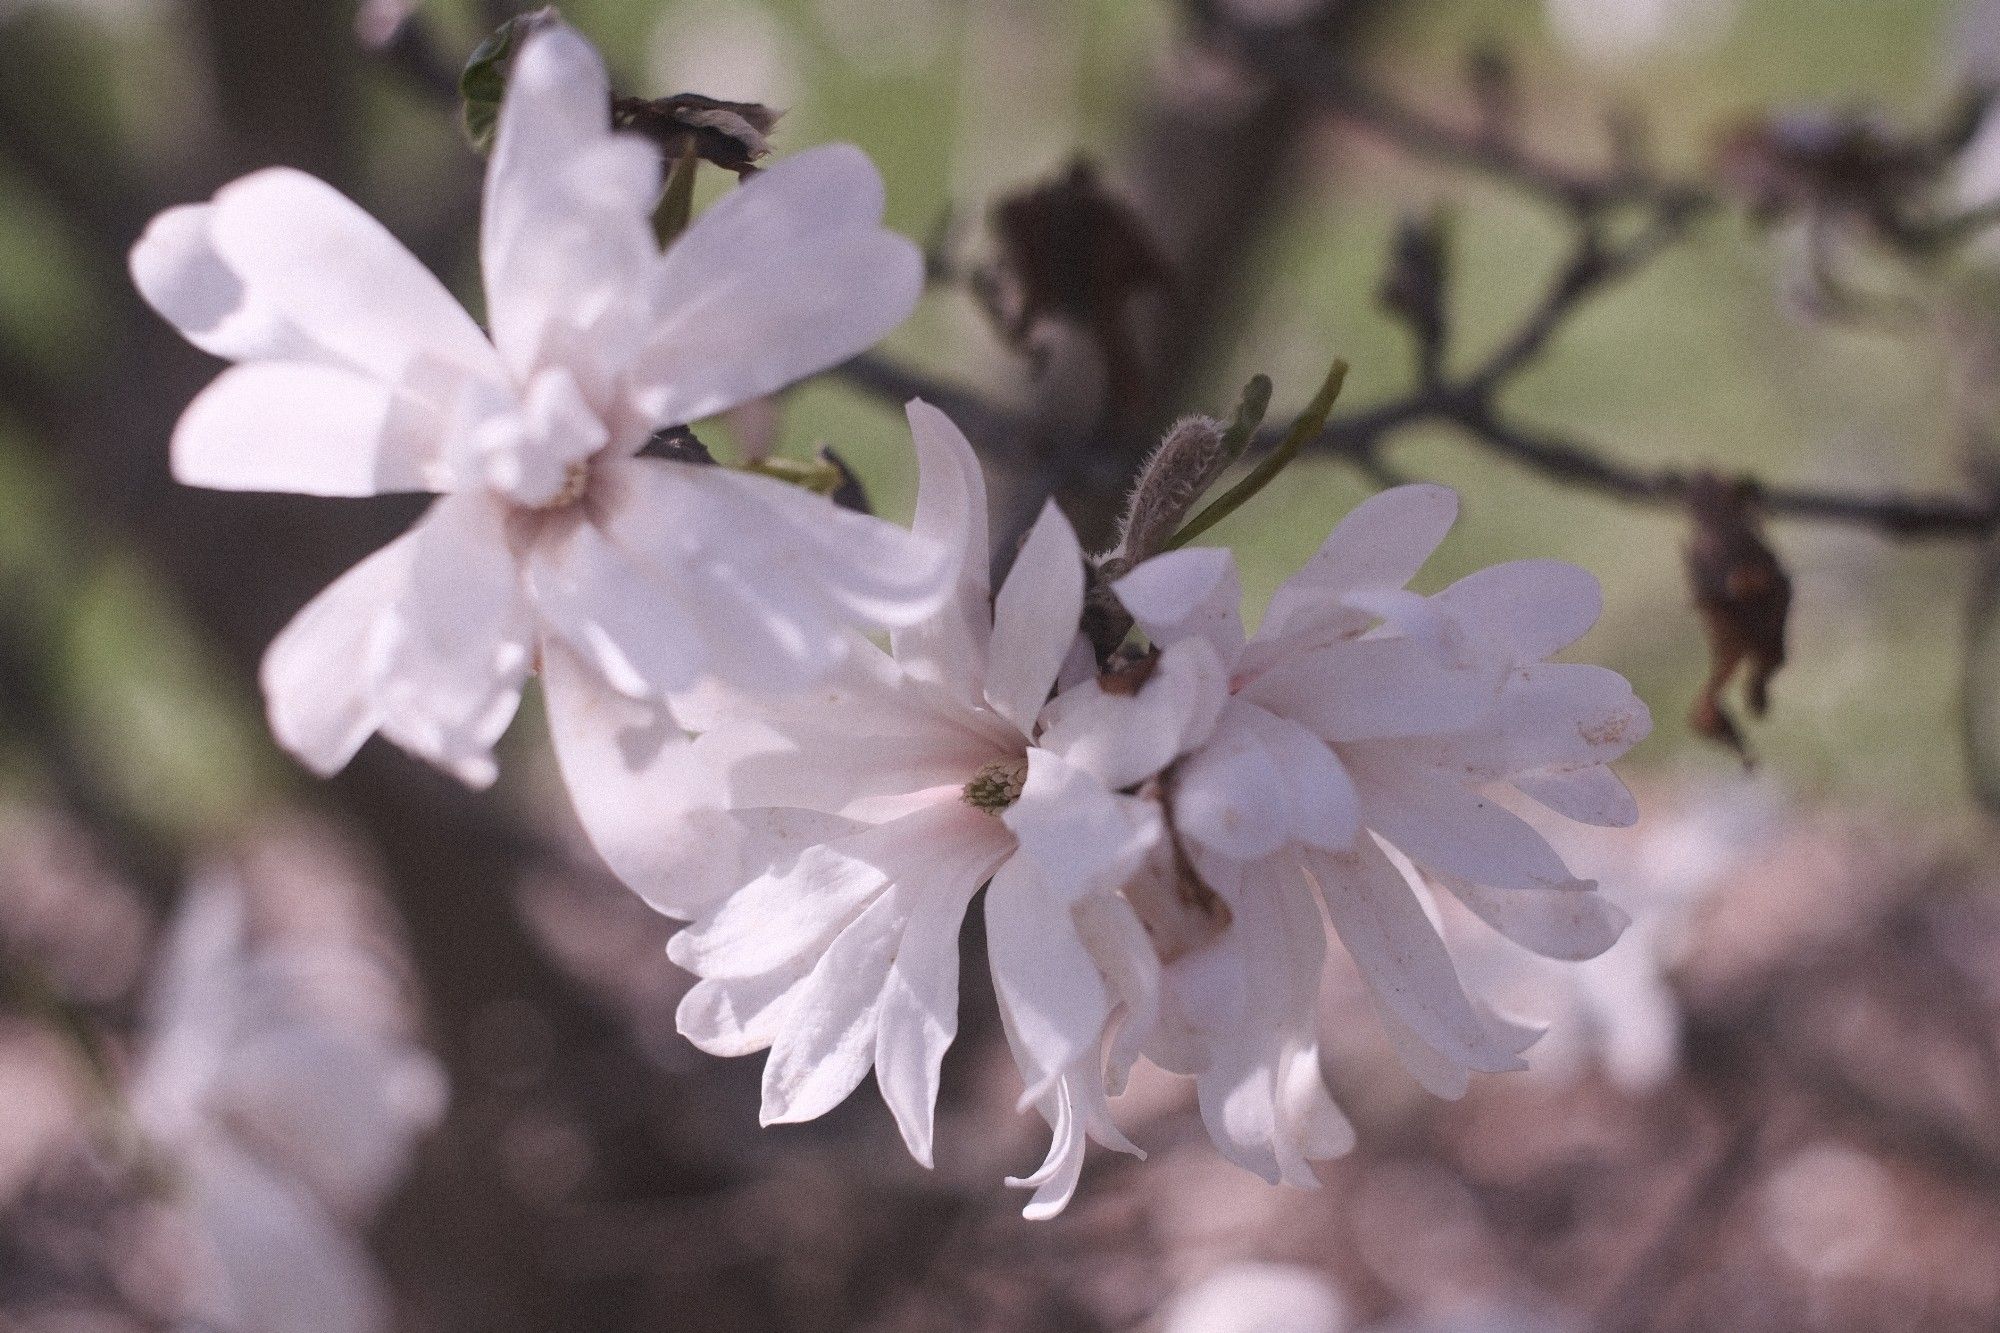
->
[{"left": 0, "top": 0, "right": 1983, "bottom": 851}]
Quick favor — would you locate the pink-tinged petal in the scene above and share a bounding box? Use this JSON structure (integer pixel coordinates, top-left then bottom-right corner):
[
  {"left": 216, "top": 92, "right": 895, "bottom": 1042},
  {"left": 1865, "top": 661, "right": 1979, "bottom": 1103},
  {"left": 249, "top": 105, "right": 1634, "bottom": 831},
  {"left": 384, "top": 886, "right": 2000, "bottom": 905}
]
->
[
  {"left": 1220, "top": 702, "right": 1360, "bottom": 852},
  {"left": 758, "top": 886, "right": 904, "bottom": 1125},
  {"left": 873, "top": 832, "right": 1010, "bottom": 1166},
  {"left": 1241, "top": 636, "right": 1502, "bottom": 742},
  {"left": 1279, "top": 1044, "right": 1355, "bottom": 1161},
  {"left": 984, "top": 502, "right": 1085, "bottom": 736},
  {"left": 130, "top": 204, "right": 326, "bottom": 363},
  {"left": 1440, "top": 870, "right": 1630, "bottom": 962},
  {"left": 480, "top": 23, "right": 661, "bottom": 380},
  {"left": 1035, "top": 635, "right": 1229, "bottom": 790},
  {"left": 172, "top": 361, "right": 440, "bottom": 497},
  {"left": 1113, "top": 546, "right": 1247, "bottom": 666},
  {"left": 368, "top": 493, "right": 533, "bottom": 788},
  {"left": 1171, "top": 709, "right": 1295, "bottom": 862},
  {"left": 676, "top": 968, "right": 805, "bottom": 1057},
  {"left": 1391, "top": 662, "right": 1651, "bottom": 782},
  {"left": 1004, "top": 1073, "right": 1087, "bottom": 1220},
  {"left": 208, "top": 168, "right": 502, "bottom": 387},
  {"left": 259, "top": 534, "right": 413, "bottom": 776},
  {"left": 1261, "top": 484, "right": 1458, "bottom": 637},
  {"left": 1347, "top": 751, "right": 1589, "bottom": 893},
  {"left": 1433, "top": 559, "right": 1603, "bottom": 664},
  {"left": 541, "top": 639, "right": 780, "bottom": 919},
  {"left": 1305, "top": 838, "right": 1527, "bottom": 1075},
  {"left": 892, "top": 400, "right": 994, "bottom": 699},
  {"left": 1003, "top": 749, "right": 1163, "bottom": 904},
  {"left": 985, "top": 853, "right": 1111, "bottom": 1101},
  {"left": 634, "top": 144, "right": 922, "bottom": 425},
  {"left": 527, "top": 519, "right": 705, "bottom": 699},
  {"left": 1371, "top": 995, "right": 1470, "bottom": 1099},
  {"left": 1514, "top": 764, "right": 1641, "bottom": 827}
]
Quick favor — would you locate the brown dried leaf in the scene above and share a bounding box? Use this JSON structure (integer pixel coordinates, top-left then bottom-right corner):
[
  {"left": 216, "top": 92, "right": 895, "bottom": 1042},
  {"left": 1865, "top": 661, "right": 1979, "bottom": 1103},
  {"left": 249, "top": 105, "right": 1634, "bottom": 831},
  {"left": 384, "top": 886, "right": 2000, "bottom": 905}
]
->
[
  {"left": 612, "top": 93, "right": 781, "bottom": 176},
  {"left": 1685, "top": 472, "right": 1793, "bottom": 761}
]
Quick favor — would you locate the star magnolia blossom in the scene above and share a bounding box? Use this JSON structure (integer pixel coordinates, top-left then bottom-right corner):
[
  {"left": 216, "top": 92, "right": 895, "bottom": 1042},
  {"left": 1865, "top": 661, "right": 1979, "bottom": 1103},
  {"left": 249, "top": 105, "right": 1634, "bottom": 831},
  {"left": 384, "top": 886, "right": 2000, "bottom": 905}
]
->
[
  {"left": 130, "top": 871, "right": 446, "bottom": 1333},
  {"left": 1104, "top": 486, "right": 1651, "bottom": 1182},
  {"left": 129, "top": 21, "right": 943, "bottom": 786},
  {"left": 671, "top": 402, "right": 1225, "bottom": 1218}
]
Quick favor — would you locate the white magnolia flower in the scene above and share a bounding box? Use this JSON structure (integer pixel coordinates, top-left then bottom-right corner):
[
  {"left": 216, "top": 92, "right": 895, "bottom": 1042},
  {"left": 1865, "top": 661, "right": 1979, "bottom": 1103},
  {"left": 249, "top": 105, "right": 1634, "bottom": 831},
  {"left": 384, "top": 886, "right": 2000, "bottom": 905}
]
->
[
  {"left": 129, "top": 871, "right": 446, "bottom": 1333},
  {"left": 129, "top": 21, "right": 940, "bottom": 786},
  {"left": 1103, "top": 485, "right": 1650, "bottom": 1181},
  {"left": 672, "top": 402, "right": 1222, "bottom": 1217}
]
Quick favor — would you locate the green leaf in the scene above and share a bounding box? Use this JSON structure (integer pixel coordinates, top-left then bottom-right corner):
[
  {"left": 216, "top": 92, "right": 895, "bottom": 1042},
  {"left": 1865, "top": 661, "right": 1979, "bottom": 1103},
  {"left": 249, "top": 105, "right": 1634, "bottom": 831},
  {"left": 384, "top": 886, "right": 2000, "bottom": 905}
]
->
[{"left": 459, "top": 7, "right": 558, "bottom": 155}]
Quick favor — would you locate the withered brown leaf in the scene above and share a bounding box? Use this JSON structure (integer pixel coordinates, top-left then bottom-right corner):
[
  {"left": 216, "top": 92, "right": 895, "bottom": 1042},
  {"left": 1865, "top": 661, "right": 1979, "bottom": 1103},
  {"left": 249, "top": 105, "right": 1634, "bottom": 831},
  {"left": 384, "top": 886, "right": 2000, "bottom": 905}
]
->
[
  {"left": 1685, "top": 472, "right": 1792, "bottom": 761},
  {"left": 984, "top": 160, "right": 1174, "bottom": 422},
  {"left": 612, "top": 93, "right": 781, "bottom": 176}
]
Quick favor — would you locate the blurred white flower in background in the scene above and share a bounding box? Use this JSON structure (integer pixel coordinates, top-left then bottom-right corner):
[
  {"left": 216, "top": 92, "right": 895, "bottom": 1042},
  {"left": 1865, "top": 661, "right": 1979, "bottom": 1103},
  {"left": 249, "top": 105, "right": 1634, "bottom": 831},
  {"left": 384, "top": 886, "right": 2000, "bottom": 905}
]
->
[
  {"left": 1159, "top": 1261, "right": 1351, "bottom": 1333},
  {"left": 127, "top": 867, "right": 445, "bottom": 1333},
  {"left": 1545, "top": 0, "right": 1737, "bottom": 64},
  {"left": 131, "top": 20, "right": 940, "bottom": 788}
]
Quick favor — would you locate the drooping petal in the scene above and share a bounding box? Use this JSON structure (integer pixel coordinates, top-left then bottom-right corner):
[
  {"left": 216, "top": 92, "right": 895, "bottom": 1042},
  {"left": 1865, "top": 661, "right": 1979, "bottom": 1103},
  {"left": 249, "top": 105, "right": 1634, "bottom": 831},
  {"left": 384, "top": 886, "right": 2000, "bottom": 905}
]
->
[
  {"left": 259, "top": 535, "right": 414, "bottom": 777},
  {"left": 892, "top": 400, "right": 994, "bottom": 699},
  {"left": 1305, "top": 838, "right": 1527, "bottom": 1075},
  {"left": 367, "top": 493, "right": 534, "bottom": 788},
  {"left": 172, "top": 361, "right": 440, "bottom": 497},
  {"left": 874, "top": 836, "right": 1005, "bottom": 1166},
  {"left": 541, "top": 639, "right": 784, "bottom": 919},
  {"left": 207, "top": 168, "right": 502, "bottom": 388},
  {"left": 1113, "top": 546, "right": 1247, "bottom": 666},
  {"left": 1513, "top": 764, "right": 1641, "bottom": 828},
  {"left": 1260, "top": 484, "right": 1458, "bottom": 639},
  {"left": 130, "top": 204, "right": 327, "bottom": 363},
  {"left": 1439, "top": 870, "right": 1631, "bottom": 962},
  {"left": 985, "top": 853, "right": 1111, "bottom": 1102},
  {"left": 1346, "top": 751, "right": 1594, "bottom": 893},
  {"left": 984, "top": 502, "right": 1086, "bottom": 736},
  {"left": 632, "top": 145, "right": 923, "bottom": 425},
  {"left": 1432, "top": 559, "right": 1603, "bottom": 664}
]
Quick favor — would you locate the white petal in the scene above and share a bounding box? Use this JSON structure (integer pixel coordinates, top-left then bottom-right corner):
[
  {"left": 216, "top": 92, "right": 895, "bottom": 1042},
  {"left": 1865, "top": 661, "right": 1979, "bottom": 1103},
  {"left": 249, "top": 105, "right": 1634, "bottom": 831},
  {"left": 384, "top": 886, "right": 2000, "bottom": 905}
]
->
[
  {"left": 1514, "top": 764, "right": 1641, "bottom": 827},
  {"left": 677, "top": 968, "right": 804, "bottom": 1057},
  {"left": 1441, "top": 871, "right": 1630, "bottom": 961},
  {"left": 758, "top": 885, "right": 904, "bottom": 1125},
  {"left": 130, "top": 204, "right": 327, "bottom": 363},
  {"left": 369, "top": 493, "right": 533, "bottom": 788},
  {"left": 1113, "top": 546, "right": 1247, "bottom": 666},
  {"left": 1433, "top": 559, "right": 1602, "bottom": 663},
  {"left": 1261, "top": 484, "right": 1458, "bottom": 638},
  {"left": 1034, "top": 635, "right": 1229, "bottom": 790},
  {"left": 1170, "top": 711, "right": 1295, "bottom": 862},
  {"left": 873, "top": 834, "right": 1004, "bottom": 1166},
  {"left": 527, "top": 518, "right": 705, "bottom": 699},
  {"left": 1231, "top": 703, "right": 1360, "bottom": 851},
  {"left": 634, "top": 144, "right": 923, "bottom": 425},
  {"left": 259, "top": 534, "right": 413, "bottom": 776},
  {"left": 891, "top": 400, "right": 994, "bottom": 699},
  {"left": 1002, "top": 748, "right": 1163, "bottom": 904},
  {"left": 480, "top": 23, "right": 661, "bottom": 380},
  {"left": 1348, "top": 751, "right": 1593, "bottom": 893},
  {"left": 985, "top": 853, "right": 1111, "bottom": 1101},
  {"left": 172, "top": 361, "right": 439, "bottom": 496},
  {"left": 1305, "top": 839, "right": 1526, "bottom": 1074},
  {"left": 1242, "top": 635, "right": 1502, "bottom": 742},
  {"left": 208, "top": 168, "right": 502, "bottom": 387},
  {"left": 541, "top": 639, "right": 755, "bottom": 919},
  {"left": 1391, "top": 662, "right": 1652, "bottom": 782},
  {"left": 984, "top": 502, "right": 1085, "bottom": 735}
]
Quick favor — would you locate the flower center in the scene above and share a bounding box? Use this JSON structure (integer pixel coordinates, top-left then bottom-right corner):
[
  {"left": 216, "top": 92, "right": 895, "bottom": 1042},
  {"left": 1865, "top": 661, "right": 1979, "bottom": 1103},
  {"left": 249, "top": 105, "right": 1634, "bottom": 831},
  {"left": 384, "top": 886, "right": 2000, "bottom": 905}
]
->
[
  {"left": 540, "top": 458, "right": 593, "bottom": 511},
  {"left": 963, "top": 757, "right": 1029, "bottom": 813}
]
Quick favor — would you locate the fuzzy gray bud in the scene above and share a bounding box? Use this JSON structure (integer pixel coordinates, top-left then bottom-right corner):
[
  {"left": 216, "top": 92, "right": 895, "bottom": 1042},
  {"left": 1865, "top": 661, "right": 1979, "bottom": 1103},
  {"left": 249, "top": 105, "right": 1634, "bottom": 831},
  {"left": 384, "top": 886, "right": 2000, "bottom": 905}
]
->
[{"left": 1103, "top": 415, "right": 1229, "bottom": 577}]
